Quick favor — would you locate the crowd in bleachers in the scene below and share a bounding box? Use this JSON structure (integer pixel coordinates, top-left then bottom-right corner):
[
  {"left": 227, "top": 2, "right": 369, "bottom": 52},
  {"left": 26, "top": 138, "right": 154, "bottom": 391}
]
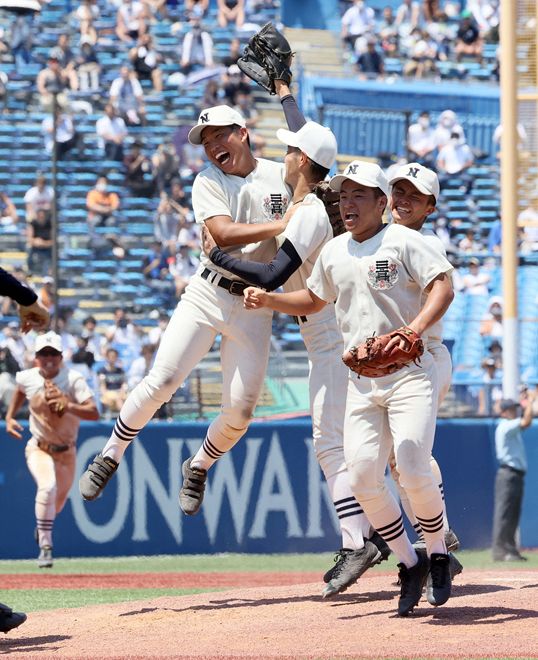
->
[{"left": 339, "top": 0, "right": 500, "bottom": 82}]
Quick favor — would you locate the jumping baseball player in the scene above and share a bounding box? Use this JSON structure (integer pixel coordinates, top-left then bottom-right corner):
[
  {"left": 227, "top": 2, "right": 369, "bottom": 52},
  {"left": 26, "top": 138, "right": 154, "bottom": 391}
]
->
[
  {"left": 201, "top": 81, "right": 390, "bottom": 598},
  {"left": 6, "top": 331, "right": 99, "bottom": 567},
  {"left": 79, "top": 103, "right": 292, "bottom": 505},
  {"left": 0, "top": 267, "right": 48, "bottom": 630},
  {"left": 388, "top": 163, "right": 460, "bottom": 555},
  {"left": 243, "top": 160, "right": 455, "bottom": 616}
]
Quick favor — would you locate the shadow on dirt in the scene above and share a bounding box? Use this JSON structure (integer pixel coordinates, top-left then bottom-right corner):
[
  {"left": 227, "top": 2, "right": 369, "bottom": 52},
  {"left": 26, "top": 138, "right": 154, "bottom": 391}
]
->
[{"left": 0, "top": 634, "right": 71, "bottom": 654}]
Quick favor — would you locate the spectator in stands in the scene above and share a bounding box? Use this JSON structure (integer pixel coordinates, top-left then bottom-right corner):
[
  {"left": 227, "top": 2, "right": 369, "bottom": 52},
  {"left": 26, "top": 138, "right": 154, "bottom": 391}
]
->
[
  {"left": 82, "top": 315, "right": 106, "bottom": 359},
  {"left": 154, "top": 192, "right": 181, "bottom": 251},
  {"left": 56, "top": 310, "right": 79, "bottom": 360},
  {"left": 477, "top": 357, "right": 502, "bottom": 416},
  {"left": 487, "top": 218, "right": 501, "bottom": 253},
  {"left": 86, "top": 175, "right": 120, "bottom": 233},
  {"left": 110, "top": 65, "right": 146, "bottom": 126},
  {"left": 179, "top": 138, "right": 206, "bottom": 179},
  {"left": 436, "top": 126, "right": 474, "bottom": 191},
  {"left": 493, "top": 122, "right": 528, "bottom": 161},
  {"left": 432, "top": 215, "right": 457, "bottom": 254},
  {"left": 142, "top": 241, "right": 174, "bottom": 299},
  {"left": 356, "top": 36, "right": 384, "bottom": 79},
  {"left": 116, "top": 0, "right": 148, "bottom": 43},
  {"left": 518, "top": 196, "right": 538, "bottom": 252},
  {"left": 169, "top": 178, "right": 191, "bottom": 217},
  {"left": 105, "top": 308, "right": 140, "bottom": 351},
  {"left": 123, "top": 140, "right": 155, "bottom": 197},
  {"left": 185, "top": 0, "right": 210, "bottom": 19},
  {"left": 0, "top": 191, "right": 19, "bottom": 233},
  {"left": 395, "top": 0, "right": 421, "bottom": 33},
  {"left": 0, "top": 344, "right": 19, "bottom": 415},
  {"left": 24, "top": 175, "right": 54, "bottom": 224},
  {"left": 36, "top": 50, "right": 76, "bottom": 112},
  {"left": 179, "top": 15, "right": 215, "bottom": 75},
  {"left": 96, "top": 103, "right": 128, "bottom": 162},
  {"left": 407, "top": 110, "right": 436, "bottom": 166},
  {"left": 220, "top": 37, "right": 241, "bottom": 68},
  {"left": 151, "top": 141, "right": 179, "bottom": 193},
  {"left": 198, "top": 79, "right": 221, "bottom": 113},
  {"left": 127, "top": 342, "right": 156, "bottom": 391},
  {"left": 1, "top": 321, "right": 27, "bottom": 369},
  {"left": 480, "top": 296, "right": 503, "bottom": 340},
  {"left": 74, "top": 38, "right": 101, "bottom": 93},
  {"left": 75, "top": 0, "right": 100, "bottom": 45},
  {"left": 26, "top": 209, "right": 52, "bottom": 277},
  {"left": 177, "top": 213, "right": 200, "bottom": 249},
  {"left": 233, "top": 90, "right": 266, "bottom": 155},
  {"left": 129, "top": 33, "right": 163, "bottom": 94},
  {"left": 433, "top": 110, "right": 465, "bottom": 150},
  {"left": 54, "top": 34, "right": 76, "bottom": 72},
  {"left": 402, "top": 27, "right": 438, "bottom": 79},
  {"left": 71, "top": 334, "right": 95, "bottom": 373},
  {"left": 9, "top": 14, "right": 33, "bottom": 70},
  {"left": 462, "top": 257, "right": 490, "bottom": 295},
  {"left": 467, "top": 0, "right": 499, "bottom": 43},
  {"left": 488, "top": 339, "right": 503, "bottom": 370},
  {"left": 148, "top": 311, "right": 169, "bottom": 346},
  {"left": 377, "top": 6, "right": 399, "bottom": 55},
  {"left": 455, "top": 10, "right": 483, "bottom": 63},
  {"left": 425, "top": 11, "right": 455, "bottom": 61},
  {"left": 41, "top": 108, "right": 85, "bottom": 160},
  {"left": 341, "top": 0, "right": 375, "bottom": 55},
  {"left": 222, "top": 64, "right": 250, "bottom": 105},
  {"left": 98, "top": 347, "right": 128, "bottom": 418},
  {"left": 458, "top": 228, "right": 483, "bottom": 254},
  {"left": 169, "top": 243, "right": 199, "bottom": 298},
  {"left": 217, "top": 0, "right": 245, "bottom": 29}
]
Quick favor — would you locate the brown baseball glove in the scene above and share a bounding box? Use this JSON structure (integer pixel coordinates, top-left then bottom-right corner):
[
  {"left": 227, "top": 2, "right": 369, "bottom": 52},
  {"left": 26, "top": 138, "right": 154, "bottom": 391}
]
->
[
  {"left": 312, "top": 181, "right": 345, "bottom": 237},
  {"left": 44, "top": 379, "right": 69, "bottom": 417},
  {"left": 342, "top": 327, "right": 424, "bottom": 378}
]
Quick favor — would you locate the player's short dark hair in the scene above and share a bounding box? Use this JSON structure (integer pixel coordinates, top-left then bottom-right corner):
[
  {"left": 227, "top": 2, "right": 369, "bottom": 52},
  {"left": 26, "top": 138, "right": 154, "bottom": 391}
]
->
[
  {"left": 306, "top": 157, "right": 330, "bottom": 182},
  {"left": 231, "top": 124, "right": 251, "bottom": 148}
]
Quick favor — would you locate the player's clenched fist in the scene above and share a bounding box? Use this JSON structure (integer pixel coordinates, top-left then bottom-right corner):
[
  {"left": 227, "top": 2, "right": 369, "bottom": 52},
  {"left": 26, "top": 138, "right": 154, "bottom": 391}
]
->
[{"left": 243, "top": 286, "right": 269, "bottom": 309}]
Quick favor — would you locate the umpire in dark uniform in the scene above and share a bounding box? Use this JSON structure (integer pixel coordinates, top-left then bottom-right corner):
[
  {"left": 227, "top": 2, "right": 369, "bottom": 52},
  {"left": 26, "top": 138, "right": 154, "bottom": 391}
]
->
[{"left": 492, "top": 393, "right": 535, "bottom": 561}]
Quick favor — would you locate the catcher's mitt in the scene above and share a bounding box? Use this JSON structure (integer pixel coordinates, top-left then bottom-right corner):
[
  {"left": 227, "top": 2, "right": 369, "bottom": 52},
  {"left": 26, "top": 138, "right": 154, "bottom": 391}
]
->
[
  {"left": 342, "top": 327, "right": 424, "bottom": 378},
  {"left": 237, "top": 22, "right": 293, "bottom": 95},
  {"left": 44, "top": 379, "right": 69, "bottom": 417},
  {"left": 312, "top": 180, "right": 345, "bottom": 237}
]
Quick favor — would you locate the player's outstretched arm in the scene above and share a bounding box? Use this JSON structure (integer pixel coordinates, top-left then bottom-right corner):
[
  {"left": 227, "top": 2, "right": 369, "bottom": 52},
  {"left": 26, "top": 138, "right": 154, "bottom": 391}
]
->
[
  {"left": 205, "top": 214, "right": 288, "bottom": 248},
  {"left": 243, "top": 286, "right": 325, "bottom": 316},
  {"left": 19, "top": 300, "right": 50, "bottom": 333},
  {"left": 407, "top": 272, "right": 454, "bottom": 337}
]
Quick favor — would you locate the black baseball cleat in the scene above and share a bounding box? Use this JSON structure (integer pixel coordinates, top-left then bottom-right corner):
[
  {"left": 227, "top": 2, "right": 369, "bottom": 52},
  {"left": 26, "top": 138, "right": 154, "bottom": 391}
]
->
[
  {"left": 79, "top": 454, "right": 119, "bottom": 501},
  {"left": 397, "top": 549, "right": 429, "bottom": 617},
  {"left": 323, "top": 531, "right": 390, "bottom": 584},
  {"left": 0, "top": 603, "right": 27, "bottom": 634},
  {"left": 322, "top": 541, "right": 381, "bottom": 598},
  {"left": 426, "top": 552, "right": 452, "bottom": 606},
  {"left": 179, "top": 457, "right": 207, "bottom": 515}
]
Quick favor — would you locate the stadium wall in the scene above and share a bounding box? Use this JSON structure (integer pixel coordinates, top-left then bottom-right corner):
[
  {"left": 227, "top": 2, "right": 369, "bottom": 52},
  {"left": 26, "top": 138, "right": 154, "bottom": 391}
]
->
[{"left": 1, "top": 420, "right": 537, "bottom": 559}]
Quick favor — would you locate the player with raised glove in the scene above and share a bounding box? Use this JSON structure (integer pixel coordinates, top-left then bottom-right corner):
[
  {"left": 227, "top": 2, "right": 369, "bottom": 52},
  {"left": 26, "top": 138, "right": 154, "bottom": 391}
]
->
[
  {"left": 237, "top": 22, "right": 293, "bottom": 94},
  {"left": 312, "top": 181, "right": 345, "bottom": 237},
  {"left": 342, "top": 326, "right": 424, "bottom": 378},
  {"left": 44, "top": 378, "right": 69, "bottom": 417}
]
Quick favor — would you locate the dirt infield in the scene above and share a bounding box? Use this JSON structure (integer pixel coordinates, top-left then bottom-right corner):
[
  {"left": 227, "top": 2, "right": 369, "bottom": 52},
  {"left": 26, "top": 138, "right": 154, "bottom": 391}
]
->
[{"left": 2, "top": 569, "right": 538, "bottom": 659}]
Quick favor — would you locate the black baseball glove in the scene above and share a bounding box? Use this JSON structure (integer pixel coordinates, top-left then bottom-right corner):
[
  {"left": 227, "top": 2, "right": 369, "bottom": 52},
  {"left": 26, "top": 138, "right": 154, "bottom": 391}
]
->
[
  {"left": 237, "top": 22, "right": 293, "bottom": 95},
  {"left": 312, "top": 181, "right": 345, "bottom": 237}
]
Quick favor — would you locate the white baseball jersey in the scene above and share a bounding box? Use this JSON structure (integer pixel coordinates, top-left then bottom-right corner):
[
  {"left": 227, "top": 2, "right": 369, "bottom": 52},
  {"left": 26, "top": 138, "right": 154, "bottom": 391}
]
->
[
  {"left": 192, "top": 158, "right": 291, "bottom": 277},
  {"left": 16, "top": 366, "right": 94, "bottom": 445},
  {"left": 420, "top": 228, "right": 448, "bottom": 345},
  {"left": 307, "top": 223, "right": 453, "bottom": 351}
]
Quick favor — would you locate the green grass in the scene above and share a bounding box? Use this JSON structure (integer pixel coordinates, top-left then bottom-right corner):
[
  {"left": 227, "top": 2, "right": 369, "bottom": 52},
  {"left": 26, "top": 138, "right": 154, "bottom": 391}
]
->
[{"left": 2, "top": 550, "right": 537, "bottom": 613}]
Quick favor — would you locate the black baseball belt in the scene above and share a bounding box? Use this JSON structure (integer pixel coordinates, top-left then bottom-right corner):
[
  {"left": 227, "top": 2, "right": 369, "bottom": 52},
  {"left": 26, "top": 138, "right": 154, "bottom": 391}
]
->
[
  {"left": 292, "top": 315, "right": 308, "bottom": 324},
  {"left": 201, "top": 268, "right": 248, "bottom": 296},
  {"left": 37, "top": 440, "right": 71, "bottom": 454}
]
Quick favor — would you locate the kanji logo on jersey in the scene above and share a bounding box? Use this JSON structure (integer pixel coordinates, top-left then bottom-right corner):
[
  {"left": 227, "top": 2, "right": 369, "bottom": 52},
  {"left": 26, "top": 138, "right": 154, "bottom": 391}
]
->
[
  {"left": 367, "top": 259, "right": 399, "bottom": 290},
  {"left": 262, "top": 193, "right": 288, "bottom": 219}
]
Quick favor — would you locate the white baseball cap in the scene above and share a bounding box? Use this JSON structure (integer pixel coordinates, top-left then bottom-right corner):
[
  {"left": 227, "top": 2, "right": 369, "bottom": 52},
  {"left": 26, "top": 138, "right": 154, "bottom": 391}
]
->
[
  {"left": 188, "top": 105, "right": 246, "bottom": 145},
  {"left": 35, "top": 331, "right": 63, "bottom": 354},
  {"left": 389, "top": 162, "right": 440, "bottom": 201},
  {"left": 276, "top": 121, "right": 338, "bottom": 170},
  {"left": 329, "top": 160, "right": 389, "bottom": 196}
]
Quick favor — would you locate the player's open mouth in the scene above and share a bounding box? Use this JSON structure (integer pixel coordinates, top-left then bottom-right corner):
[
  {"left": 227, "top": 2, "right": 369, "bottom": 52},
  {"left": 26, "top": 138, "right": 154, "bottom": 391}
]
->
[{"left": 215, "top": 150, "right": 230, "bottom": 164}]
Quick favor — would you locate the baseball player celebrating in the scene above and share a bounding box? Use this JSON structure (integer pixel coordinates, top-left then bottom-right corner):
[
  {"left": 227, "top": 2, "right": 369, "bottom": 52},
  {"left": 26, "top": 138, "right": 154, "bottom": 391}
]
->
[
  {"left": 388, "top": 163, "right": 460, "bottom": 557},
  {"left": 79, "top": 104, "right": 292, "bottom": 505},
  {"left": 243, "top": 160, "right": 455, "bottom": 616},
  {"left": 202, "top": 97, "right": 390, "bottom": 599},
  {"left": 6, "top": 332, "right": 99, "bottom": 567}
]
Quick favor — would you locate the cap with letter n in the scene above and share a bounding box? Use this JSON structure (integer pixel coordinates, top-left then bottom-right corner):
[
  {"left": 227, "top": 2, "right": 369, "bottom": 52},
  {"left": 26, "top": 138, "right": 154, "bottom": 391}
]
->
[
  {"left": 389, "top": 162, "right": 440, "bottom": 201},
  {"left": 188, "top": 105, "right": 246, "bottom": 145},
  {"left": 329, "top": 159, "right": 389, "bottom": 196},
  {"left": 276, "top": 121, "right": 338, "bottom": 170},
  {"left": 34, "top": 331, "right": 63, "bottom": 354}
]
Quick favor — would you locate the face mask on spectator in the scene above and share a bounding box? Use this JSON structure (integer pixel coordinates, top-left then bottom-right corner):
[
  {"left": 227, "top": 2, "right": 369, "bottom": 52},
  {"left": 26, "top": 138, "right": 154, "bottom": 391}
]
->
[
  {"left": 96, "top": 182, "right": 107, "bottom": 192},
  {"left": 418, "top": 117, "right": 430, "bottom": 128}
]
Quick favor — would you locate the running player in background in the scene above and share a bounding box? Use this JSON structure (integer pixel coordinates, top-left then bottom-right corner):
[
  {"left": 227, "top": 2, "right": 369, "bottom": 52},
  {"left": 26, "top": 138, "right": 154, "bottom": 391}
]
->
[
  {"left": 79, "top": 104, "right": 292, "bottom": 503},
  {"left": 6, "top": 331, "right": 99, "bottom": 568},
  {"left": 202, "top": 78, "right": 390, "bottom": 598},
  {"left": 243, "top": 161, "right": 455, "bottom": 616}
]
